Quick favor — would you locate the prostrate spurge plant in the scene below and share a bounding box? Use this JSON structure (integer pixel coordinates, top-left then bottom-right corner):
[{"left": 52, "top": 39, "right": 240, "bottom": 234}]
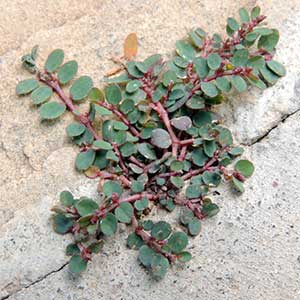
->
[{"left": 17, "top": 6, "right": 285, "bottom": 279}]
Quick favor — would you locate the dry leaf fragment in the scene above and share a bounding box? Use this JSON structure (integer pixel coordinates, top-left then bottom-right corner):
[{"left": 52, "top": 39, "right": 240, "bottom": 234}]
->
[
  {"left": 105, "top": 66, "right": 124, "bottom": 77},
  {"left": 124, "top": 33, "right": 138, "bottom": 60}
]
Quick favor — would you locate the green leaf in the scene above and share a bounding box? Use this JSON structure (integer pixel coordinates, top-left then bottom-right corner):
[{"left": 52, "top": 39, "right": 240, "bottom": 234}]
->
[
  {"left": 151, "top": 254, "right": 169, "bottom": 280},
  {"left": 89, "top": 87, "right": 104, "bottom": 101},
  {"left": 169, "top": 88, "right": 185, "bottom": 100},
  {"left": 16, "top": 78, "right": 39, "bottom": 95},
  {"left": 266, "top": 61, "right": 286, "bottom": 77},
  {"left": 253, "top": 28, "right": 273, "bottom": 36},
  {"left": 174, "top": 56, "right": 188, "bottom": 68},
  {"left": 137, "top": 143, "right": 157, "bottom": 160},
  {"left": 130, "top": 180, "right": 144, "bottom": 193},
  {"left": 73, "top": 128, "right": 93, "bottom": 146},
  {"left": 203, "top": 140, "right": 217, "bottom": 157},
  {"left": 192, "top": 148, "right": 208, "bottom": 167},
  {"left": 163, "top": 70, "right": 177, "bottom": 87},
  {"left": 126, "top": 80, "right": 142, "bottom": 93},
  {"left": 186, "top": 95, "right": 205, "bottom": 109},
  {"left": 105, "top": 84, "right": 122, "bottom": 105},
  {"left": 138, "top": 245, "right": 156, "bottom": 267},
  {"left": 218, "top": 127, "right": 233, "bottom": 146},
  {"left": 70, "top": 76, "right": 93, "bottom": 101},
  {"left": 177, "top": 251, "right": 192, "bottom": 262},
  {"left": 245, "top": 32, "right": 259, "bottom": 42},
  {"left": 175, "top": 40, "right": 196, "bottom": 60},
  {"left": 201, "top": 82, "right": 218, "bottom": 98},
  {"left": 127, "top": 233, "right": 144, "bottom": 249},
  {"left": 247, "top": 76, "right": 267, "bottom": 90},
  {"left": 151, "top": 129, "right": 171, "bottom": 149},
  {"left": 202, "top": 201, "right": 220, "bottom": 217},
  {"left": 129, "top": 163, "right": 143, "bottom": 174},
  {"left": 31, "top": 86, "right": 52, "bottom": 104},
  {"left": 73, "top": 129, "right": 94, "bottom": 146},
  {"left": 239, "top": 7, "right": 250, "bottom": 23},
  {"left": 216, "top": 77, "right": 231, "bottom": 92},
  {"left": 189, "top": 30, "right": 203, "bottom": 47},
  {"left": 75, "top": 149, "right": 96, "bottom": 171},
  {"left": 229, "top": 147, "right": 244, "bottom": 156},
  {"left": 186, "top": 184, "right": 202, "bottom": 199},
  {"left": 112, "top": 120, "right": 128, "bottom": 131},
  {"left": 93, "top": 150, "right": 109, "bottom": 169},
  {"left": 170, "top": 176, "right": 184, "bottom": 188},
  {"left": 235, "top": 159, "right": 254, "bottom": 177},
  {"left": 202, "top": 171, "right": 221, "bottom": 186},
  {"left": 180, "top": 208, "right": 194, "bottom": 225},
  {"left": 75, "top": 198, "right": 99, "bottom": 216},
  {"left": 207, "top": 53, "right": 221, "bottom": 70},
  {"left": 115, "top": 202, "right": 133, "bottom": 224},
  {"left": 166, "top": 232, "right": 188, "bottom": 253},
  {"left": 66, "top": 123, "right": 86, "bottom": 137},
  {"left": 232, "top": 177, "right": 245, "bottom": 193},
  {"left": 170, "top": 160, "right": 184, "bottom": 172},
  {"left": 120, "top": 99, "right": 135, "bottom": 114},
  {"left": 93, "top": 140, "right": 112, "bottom": 150},
  {"left": 259, "top": 65, "right": 279, "bottom": 85},
  {"left": 40, "top": 102, "right": 66, "bottom": 120},
  {"left": 194, "top": 57, "right": 209, "bottom": 78},
  {"left": 60, "top": 190, "right": 74, "bottom": 207},
  {"left": 88, "top": 241, "right": 104, "bottom": 254},
  {"left": 66, "top": 243, "right": 80, "bottom": 256},
  {"left": 100, "top": 213, "right": 117, "bottom": 236},
  {"left": 188, "top": 218, "right": 201, "bottom": 236},
  {"left": 103, "top": 180, "right": 123, "bottom": 197},
  {"left": 69, "top": 255, "right": 88, "bottom": 274},
  {"left": 257, "top": 29, "right": 279, "bottom": 52},
  {"left": 251, "top": 6, "right": 261, "bottom": 19},
  {"left": 231, "top": 76, "right": 247, "bottom": 92},
  {"left": 31, "top": 45, "right": 39, "bottom": 60},
  {"left": 194, "top": 111, "right": 213, "bottom": 127},
  {"left": 195, "top": 27, "right": 207, "bottom": 38},
  {"left": 53, "top": 214, "right": 73, "bottom": 234},
  {"left": 247, "top": 56, "right": 265, "bottom": 69},
  {"left": 45, "top": 49, "right": 64, "bottom": 72},
  {"left": 170, "top": 116, "right": 192, "bottom": 131},
  {"left": 151, "top": 221, "right": 172, "bottom": 241},
  {"left": 232, "top": 49, "right": 249, "bottom": 67},
  {"left": 134, "top": 197, "right": 149, "bottom": 211},
  {"left": 78, "top": 214, "right": 93, "bottom": 228},
  {"left": 106, "top": 150, "right": 118, "bottom": 162},
  {"left": 227, "top": 17, "right": 240, "bottom": 31},
  {"left": 58, "top": 60, "right": 78, "bottom": 84},
  {"left": 95, "top": 105, "right": 112, "bottom": 116},
  {"left": 143, "top": 220, "right": 154, "bottom": 231},
  {"left": 120, "top": 142, "right": 137, "bottom": 157}
]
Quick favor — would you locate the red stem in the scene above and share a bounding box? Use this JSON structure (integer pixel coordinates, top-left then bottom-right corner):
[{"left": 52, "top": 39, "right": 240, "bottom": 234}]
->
[
  {"left": 38, "top": 73, "right": 101, "bottom": 140},
  {"left": 132, "top": 216, "right": 177, "bottom": 263},
  {"left": 179, "top": 146, "right": 187, "bottom": 161},
  {"left": 96, "top": 101, "right": 141, "bottom": 138},
  {"left": 112, "top": 143, "right": 129, "bottom": 175}
]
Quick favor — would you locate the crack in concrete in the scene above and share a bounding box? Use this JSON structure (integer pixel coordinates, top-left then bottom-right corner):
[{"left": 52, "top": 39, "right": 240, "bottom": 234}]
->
[
  {"left": 245, "top": 108, "right": 300, "bottom": 146},
  {"left": 1, "top": 263, "right": 68, "bottom": 300}
]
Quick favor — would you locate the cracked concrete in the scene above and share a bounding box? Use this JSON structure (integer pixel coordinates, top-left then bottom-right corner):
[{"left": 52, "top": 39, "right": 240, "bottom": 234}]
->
[{"left": 1, "top": 0, "right": 300, "bottom": 299}]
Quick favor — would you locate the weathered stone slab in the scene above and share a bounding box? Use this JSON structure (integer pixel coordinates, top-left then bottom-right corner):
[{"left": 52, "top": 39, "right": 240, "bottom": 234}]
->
[{"left": 1, "top": 0, "right": 300, "bottom": 299}]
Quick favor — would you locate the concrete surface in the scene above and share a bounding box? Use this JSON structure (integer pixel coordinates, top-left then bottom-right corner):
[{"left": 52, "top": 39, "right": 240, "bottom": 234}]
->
[{"left": 0, "top": 0, "right": 299, "bottom": 299}]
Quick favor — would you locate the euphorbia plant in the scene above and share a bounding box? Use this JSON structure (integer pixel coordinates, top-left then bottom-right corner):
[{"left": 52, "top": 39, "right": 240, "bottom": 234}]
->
[{"left": 16, "top": 6, "right": 285, "bottom": 279}]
